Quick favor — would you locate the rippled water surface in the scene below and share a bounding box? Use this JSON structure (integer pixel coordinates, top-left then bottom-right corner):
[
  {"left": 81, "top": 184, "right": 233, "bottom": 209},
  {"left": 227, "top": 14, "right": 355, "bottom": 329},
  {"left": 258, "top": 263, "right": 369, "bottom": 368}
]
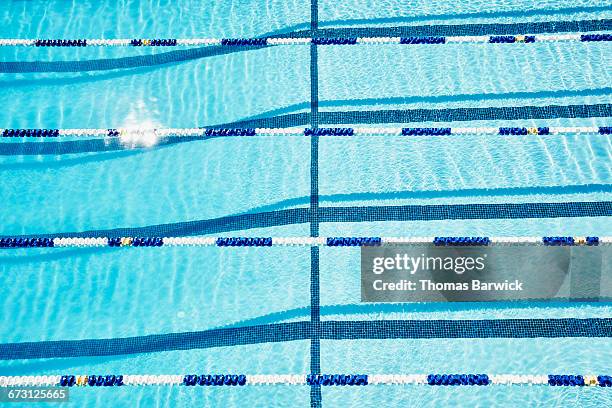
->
[{"left": 0, "top": 0, "right": 611, "bottom": 406}]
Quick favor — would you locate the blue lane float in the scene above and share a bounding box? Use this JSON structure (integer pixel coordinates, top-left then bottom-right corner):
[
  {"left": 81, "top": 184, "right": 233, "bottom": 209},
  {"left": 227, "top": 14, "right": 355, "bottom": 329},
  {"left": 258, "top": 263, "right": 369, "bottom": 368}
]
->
[
  {"left": 548, "top": 375, "right": 585, "bottom": 386},
  {"left": 2, "top": 129, "right": 59, "bottom": 137},
  {"left": 0, "top": 238, "right": 54, "bottom": 248},
  {"left": 183, "top": 374, "right": 247, "bottom": 386},
  {"left": 130, "top": 39, "right": 178, "bottom": 46},
  {"left": 59, "top": 375, "right": 124, "bottom": 387},
  {"left": 326, "top": 237, "right": 382, "bottom": 247},
  {"left": 306, "top": 374, "right": 368, "bottom": 386},
  {"left": 402, "top": 128, "right": 451, "bottom": 136},
  {"left": 132, "top": 237, "right": 164, "bottom": 247},
  {"left": 541, "top": 236, "right": 599, "bottom": 246},
  {"left": 586, "top": 236, "right": 600, "bottom": 246},
  {"left": 488, "top": 35, "right": 535, "bottom": 43},
  {"left": 107, "top": 129, "right": 120, "bottom": 137},
  {"left": 35, "top": 39, "right": 87, "bottom": 47},
  {"left": 221, "top": 38, "right": 268, "bottom": 46},
  {"left": 542, "top": 236, "right": 575, "bottom": 246},
  {"left": 427, "top": 374, "right": 490, "bottom": 386},
  {"left": 500, "top": 127, "right": 527, "bottom": 135},
  {"left": 204, "top": 128, "right": 256, "bottom": 137},
  {"left": 499, "top": 127, "right": 550, "bottom": 135},
  {"left": 312, "top": 38, "right": 357, "bottom": 45},
  {"left": 216, "top": 237, "right": 273, "bottom": 247},
  {"left": 599, "top": 126, "right": 612, "bottom": 134},
  {"left": 434, "top": 237, "right": 490, "bottom": 246},
  {"left": 489, "top": 35, "right": 517, "bottom": 43},
  {"left": 107, "top": 237, "right": 164, "bottom": 247},
  {"left": 59, "top": 376, "right": 75, "bottom": 387},
  {"left": 581, "top": 34, "right": 612, "bottom": 42},
  {"left": 107, "top": 238, "right": 122, "bottom": 247},
  {"left": 400, "top": 36, "right": 446, "bottom": 44},
  {"left": 598, "top": 376, "right": 612, "bottom": 387},
  {"left": 304, "top": 128, "right": 354, "bottom": 136}
]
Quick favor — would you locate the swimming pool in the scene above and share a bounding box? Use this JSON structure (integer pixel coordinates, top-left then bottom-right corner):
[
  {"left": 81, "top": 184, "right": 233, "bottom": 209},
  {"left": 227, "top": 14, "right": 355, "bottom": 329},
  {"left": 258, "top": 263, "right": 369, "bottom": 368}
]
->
[{"left": 0, "top": 0, "right": 611, "bottom": 406}]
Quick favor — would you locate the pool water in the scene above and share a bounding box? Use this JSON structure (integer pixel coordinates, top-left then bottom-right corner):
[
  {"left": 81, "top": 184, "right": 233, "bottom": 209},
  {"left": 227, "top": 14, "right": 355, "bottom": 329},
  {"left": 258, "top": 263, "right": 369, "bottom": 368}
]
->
[{"left": 0, "top": 0, "right": 611, "bottom": 406}]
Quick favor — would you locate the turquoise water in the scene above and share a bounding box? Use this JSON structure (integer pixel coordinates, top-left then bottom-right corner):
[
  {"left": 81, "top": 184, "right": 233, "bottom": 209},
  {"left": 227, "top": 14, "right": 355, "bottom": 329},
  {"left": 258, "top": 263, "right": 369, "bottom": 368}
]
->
[{"left": 1, "top": 0, "right": 611, "bottom": 406}]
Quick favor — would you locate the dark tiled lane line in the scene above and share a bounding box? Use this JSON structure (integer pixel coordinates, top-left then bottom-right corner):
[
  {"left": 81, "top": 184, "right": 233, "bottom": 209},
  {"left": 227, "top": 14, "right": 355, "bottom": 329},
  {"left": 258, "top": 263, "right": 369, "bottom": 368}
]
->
[
  {"left": 2, "top": 202, "right": 611, "bottom": 241},
  {"left": 310, "top": 0, "right": 322, "bottom": 406},
  {"left": 2, "top": 318, "right": 611, "bottom": 360},
  {"left": 3, "top": 102, "right": 611, "bottom": 158},
  {"left": 1, "top": 18, "right": 609, "bottom": 73}
]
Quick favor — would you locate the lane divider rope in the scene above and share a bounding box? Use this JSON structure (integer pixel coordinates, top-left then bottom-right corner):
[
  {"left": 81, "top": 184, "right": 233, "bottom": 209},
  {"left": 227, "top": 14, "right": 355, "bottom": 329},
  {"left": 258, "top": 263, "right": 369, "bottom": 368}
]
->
[
  {"left": 0, "top": 236, "right": 609, "bottom": 248},
  {"left": 0, "top": 374, "right": 611, "bottom": 387},
  {"left": 0, "top": 33, "right": 610, "bottom": 46},
  {"left": 1, "top": 127, "right": 611, "bottom": 138}
]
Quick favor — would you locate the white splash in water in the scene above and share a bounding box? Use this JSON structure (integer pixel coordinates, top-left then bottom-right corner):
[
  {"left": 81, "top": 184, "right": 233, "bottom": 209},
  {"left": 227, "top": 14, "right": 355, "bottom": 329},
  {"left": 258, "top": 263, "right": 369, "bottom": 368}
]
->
[{"left": 118, "top": 102, "right": 162, "bottom": 148}]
